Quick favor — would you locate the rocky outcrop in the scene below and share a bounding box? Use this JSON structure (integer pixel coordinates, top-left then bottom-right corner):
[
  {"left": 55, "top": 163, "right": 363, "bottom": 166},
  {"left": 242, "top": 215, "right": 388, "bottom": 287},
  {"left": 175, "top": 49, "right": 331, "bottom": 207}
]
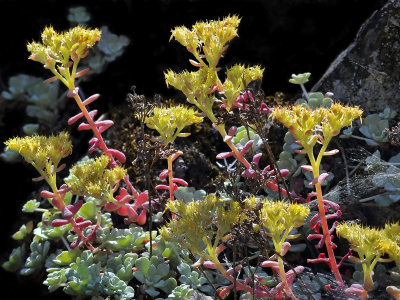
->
[{"left": 312, "top": 0, "right": 400, "bottom": 114}]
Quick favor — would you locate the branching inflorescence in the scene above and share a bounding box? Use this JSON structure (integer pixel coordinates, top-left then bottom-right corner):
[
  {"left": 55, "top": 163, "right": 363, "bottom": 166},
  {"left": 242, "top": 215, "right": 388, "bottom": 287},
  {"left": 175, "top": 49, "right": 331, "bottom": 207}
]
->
[{"left": 4, "top": 14, "right": 400, "bottom": 300}]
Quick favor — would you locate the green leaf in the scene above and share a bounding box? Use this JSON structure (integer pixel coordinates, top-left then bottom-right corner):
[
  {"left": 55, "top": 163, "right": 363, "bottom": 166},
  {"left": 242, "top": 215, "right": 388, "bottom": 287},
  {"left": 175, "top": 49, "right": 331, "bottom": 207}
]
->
[
  {"left": 22, "top": 199, "right": 40, "bottom": 213},
  {"left": 135, "top": 257, "right": 150, "bottom": 275},
  {"left": 79, "top": 200, "right": 98, "bottom": 220},
  {"left": 54, "top": 248, "right": 81, "bottom": 265}
]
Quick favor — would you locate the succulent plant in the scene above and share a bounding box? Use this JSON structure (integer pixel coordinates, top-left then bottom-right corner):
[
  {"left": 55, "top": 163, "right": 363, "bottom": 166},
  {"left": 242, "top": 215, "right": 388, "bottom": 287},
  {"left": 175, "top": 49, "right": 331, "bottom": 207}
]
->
[
  {"left": 67, "top": 6, "right": 91, "bottom": 25},
  {"left": 134, "top": 256, "right": 177, "bottom": 297},
  {"left": 232, "top": 126, "right": 263, "bottom": 152},
  {"left": 365, "top": 150, "right": 400, "bottom": 206},
  {"left": 174, "top": 186, "right": 206, "bottom": 203},
  {"left": 359, "top": 114, "right": 389, "bottom": 146},
  {"left": 2, "top": 244, "right": 26, "bottom": 272},
  {"left": 167, "top": 284, "right": 194, "bottom": 300},
  {"left": 295, "top": 92, "right": 333, "bottom": 110},
  {"left": 177, "top": 262, "right": 214, "bottom": 294},
  {"left": 20, "top": 241, "right": 50, "bottom": 275}
]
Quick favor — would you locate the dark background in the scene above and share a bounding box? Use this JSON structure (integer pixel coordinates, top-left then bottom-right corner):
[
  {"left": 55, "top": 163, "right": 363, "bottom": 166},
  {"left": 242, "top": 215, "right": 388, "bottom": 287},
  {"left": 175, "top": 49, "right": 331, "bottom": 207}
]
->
[{"left": 0, "top": 0, "right": 386, "bottom": 298}]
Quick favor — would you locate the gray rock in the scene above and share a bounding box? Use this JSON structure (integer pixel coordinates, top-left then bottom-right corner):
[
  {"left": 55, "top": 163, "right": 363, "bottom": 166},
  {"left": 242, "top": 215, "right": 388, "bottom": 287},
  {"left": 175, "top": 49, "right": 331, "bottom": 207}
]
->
[
  {"left": 189, "top": 290, "right": 214, "bottom": 300},
  {"left": 311, "top": 0, "right": 400, "bottom": 114}
]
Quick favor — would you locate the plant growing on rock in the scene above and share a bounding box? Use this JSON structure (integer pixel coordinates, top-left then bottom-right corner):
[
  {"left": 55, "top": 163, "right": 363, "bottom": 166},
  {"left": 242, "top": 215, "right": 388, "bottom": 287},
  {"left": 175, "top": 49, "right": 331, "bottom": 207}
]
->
[{"left": 271, "top": 99, "right": 363, "bottom": 288}]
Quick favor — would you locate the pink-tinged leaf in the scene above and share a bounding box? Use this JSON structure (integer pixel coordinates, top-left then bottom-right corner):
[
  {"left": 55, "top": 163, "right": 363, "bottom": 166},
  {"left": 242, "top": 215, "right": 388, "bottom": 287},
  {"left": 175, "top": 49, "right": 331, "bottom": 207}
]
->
[
  {"left": 70, "top": 200, "right": 83, "bottom": 215},
  {"left": 82, "top": 93, "right": 100, "bottom": 106},
  {"left": 309, "top": 177, "right": 319, "bottom": 186},
  {"left": 105, "top": 202, "right": 119, "bottom": 212},
  {"left": 216, "top": 243, "right": 227, "bottom": 254},
  {"left": 159, "top": 169, "right": 169, "bottom": 180},
  {"left": 155, "top": 184, "right": 170, "bottom": 190},
  {"left": 318, "top": 173, "right": 329, "bottom": 184},
  {"left": 189, "top": 59, "right": 202, "bottom": 67},
  {"left": 67, "top": 87, "right": 79, "bottom": 98},
  {"left": 87, "top": 226, "right": 98, "bottom": 241},
  {"left": 75, "top": 216, "right": 85, "bottom": 223},
  {"left": 259, "top": 102, "right": 272, "bottom": 114},
  {"left": 241, "top": 140, "right": 254, "bottom": 154},
  {"left": 137, "top": 210, "right": 146, "bottom": 225},
  {"left": 323, "top": 149, "right": 339, "bottom": 156},
  {"left": 62, "top": 207, "right": 73, "bottom": 219},
  {"left": 301, "top": 165, "right": 313, "bottom": 172},
  {"left": 281, "top": 242, "right": 291, "bottom": 256},
  {"left": 223, "top": 135, "right": 233, "bottom": 142},
  {"left": 70, "top": 237, "right": 81, "bottom": 249},
  {"left": 277, "top": 169, "right": 289, "bottom": 178},
  {"left": 228, "top": 126, "right": 237, "bottom": 136},
  {"left": 266, "top": 181, "right": 279, "bottom": 191},
  {"left": 307, "top": 233, "right": 323, "bottom": 241},
  {"left": 68, "top": 112, "right": 84, "bottom": 125},
  {"left": 226, "top": 265, "right": 242, "bottom": 276},
  {"left": 76, "top": 220, "right": 92, "bottom": 229},
  {"left": 216, "top": 151, "right": 233, "bottom": 159},
  {"left": 88, "top": 110, "right": 98, "bottom": 119},
  {"left": 171, "top": 151, "right": 183, "bottom": 161},
  {"left": 260, "top": 260, "right": 279, "bottom": 268},
  {"left": 253, "top": 153, "right": 262, "bottom": 164},
  {"left": 118, "top": 194, "right": 132, "bottom": 204},
  {"left": 108, "top": 149, "right": 126, "bottom": 163},
  {"left": 32, "top": 175, "right": 44, "bottom": 182},
  {"left": 95, "top": 120, "right": 114, "bottom": 127},
  {"left": 241, "top": 168, "right": 256, "bottom": 178},
  {"left": 78, "top": 122, "right": 91, "bottom": 131},
  {"left": 117, "top": 206, "right": 129, "bottom": 216},
  {"left": 220, "top": 103, "right": 227, "bottom": 109},
  {"left": 203, "top": 261, "right": 217, "bottom": 269},
  {"left": 345, "top": 284, "right": 365, "bottom": 297},
  {"left": 322, "top": 200, "right": 340, "bottom": 211},
  {"left": 52, "top": 219, "right": 70, "bottom": 227},
  {"left": 128, "top": 207, "right": 138, "bottom": 222},
  {"left": 135, "top": 191, "right": 148, "bottom": 207},
  {"left": 262, "top": 165, "right": 271, "bottom": 174},
  {"left": 52, "top": 198, "right": 62, "bottom": 210},
  {"left": 173, "top": 178, "right": 188, "bottom": 186},
  {"left": 41, "top": 190, "right": 54, "bottom": 198},
  {"left": 74, "top": 68, "right": 90, "bottom": 78},
  {"left": 44, "top": 75, "right": 58, "bottom": 83}
]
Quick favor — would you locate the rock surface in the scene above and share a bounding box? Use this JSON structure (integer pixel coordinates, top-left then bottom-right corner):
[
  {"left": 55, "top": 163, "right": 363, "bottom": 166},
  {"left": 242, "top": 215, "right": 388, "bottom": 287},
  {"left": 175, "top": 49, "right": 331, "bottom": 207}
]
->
[{"left": 312, "top": 0, "right": 400, "bottom": 114}]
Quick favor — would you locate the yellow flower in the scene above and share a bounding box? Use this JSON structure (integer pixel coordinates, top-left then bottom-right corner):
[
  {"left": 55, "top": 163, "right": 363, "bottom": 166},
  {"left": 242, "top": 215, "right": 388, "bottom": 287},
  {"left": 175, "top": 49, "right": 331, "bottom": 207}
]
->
[
  {"left": 5, "top": 132, "right": 72, "bottom": 172},
  {"left": 336, "top": 223, "right": 383, "bottom": 262},
  {"left": 223, "top": 64, "right": 264, "bottom": 110},
  {"left": 144, "top": 104, "right": 203, "bottom": 144},
  {"left": 161, "top": 195, "right": 218, "bottom": 254},
  {"left": 271, "top": 103, "right": 362, "bottom": 149},
  {"left": 170, "top": 15, "right": 241, "bottom": 67},
  {"left": 64, "top": 155, "right": 126, "bottom": 202},
  {"left": 27, "top": 26, "right": 101, "bottom": 89}
]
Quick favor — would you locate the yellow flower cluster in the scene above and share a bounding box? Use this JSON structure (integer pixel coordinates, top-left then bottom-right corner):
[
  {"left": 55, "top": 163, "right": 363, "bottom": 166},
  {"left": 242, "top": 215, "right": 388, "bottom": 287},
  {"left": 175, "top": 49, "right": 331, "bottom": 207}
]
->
[
  {"left": 164, "top": 68, "right": 217, "bottom": 109},
  {"left": 160, "top": 195, "right": 219, "bottom": 254},
  {"left": 160, "top": 195, "right": 242, "bottom": 255},
  {"left": 258, "top": 198, "right": 310, "bottom": 252},
  {"left": 223, "top": 64, "right": 264, "bottom": 110},
  {"left": 64, "top": 155, "right": 126, "bottom": 202},
  {"left": 336, "top": 223, "right": 384, "bottom": 263},
  {"left": 271, "top": 103, "right": 363, "bottom": 150},
  {"left": 170, "top": 15, "right": 241, "bottom": 67},
  {"left": 144, "top": 104, "right": 203, "bottom": 144},
  {"left": 27, "top": 26, "right": 101, "bottom": 89},
  {"left": 5, "top": 132, "right": 72, "bottom": 172},
  {"left": 336, "top": 222, "right": 400, "bottom": 290}
]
